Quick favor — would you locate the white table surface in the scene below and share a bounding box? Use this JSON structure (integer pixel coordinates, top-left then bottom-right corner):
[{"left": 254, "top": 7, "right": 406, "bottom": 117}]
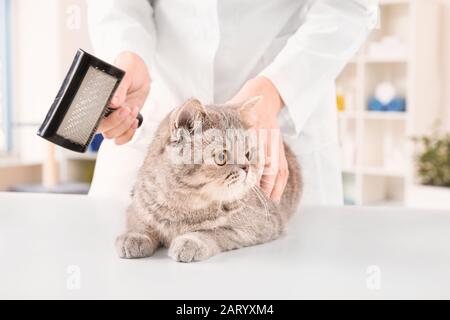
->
[{"left": 0, "top": 192, "right": 449, "bottom": 299}]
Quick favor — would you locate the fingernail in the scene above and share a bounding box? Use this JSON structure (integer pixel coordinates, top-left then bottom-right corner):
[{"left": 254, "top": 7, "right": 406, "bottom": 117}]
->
[
  {"left": 112, "top": 96, "right": 119, "bottom": 105},
  {"left": 132, "top": 120, "right": 139, "bottom": 129},
  {"left": 132, "top": 106, "right": 139, "bottom": 116}
]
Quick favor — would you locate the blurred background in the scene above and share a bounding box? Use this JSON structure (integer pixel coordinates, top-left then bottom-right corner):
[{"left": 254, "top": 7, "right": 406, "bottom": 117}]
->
[{"left": 0, "top": 0, "right": 449, "bottom": 208}]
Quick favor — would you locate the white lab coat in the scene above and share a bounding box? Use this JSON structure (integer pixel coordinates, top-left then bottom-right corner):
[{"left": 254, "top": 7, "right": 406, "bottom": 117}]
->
[{"left": 87, "top": 0, "right": 379, "bottom": 205}]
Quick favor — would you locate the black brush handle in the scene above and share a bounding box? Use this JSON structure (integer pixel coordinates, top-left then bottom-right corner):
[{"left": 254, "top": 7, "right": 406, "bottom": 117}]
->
[
  {"left": 136, "top": 113, "right": 144, "bottom": 127},
  {"left": 104, "top": 107, "right": 144, "bottom": 128}
]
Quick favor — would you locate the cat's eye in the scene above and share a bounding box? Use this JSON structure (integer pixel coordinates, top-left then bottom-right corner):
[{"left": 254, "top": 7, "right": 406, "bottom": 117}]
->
[
  {"left": 245, "top": 150, "right": 252, "bottom": 161},
  {"left": 245, "top": 148, "right": 255, "bottom": 162},
  {"left": 214, "top": 150, "right": 228, "bottom": 166}
]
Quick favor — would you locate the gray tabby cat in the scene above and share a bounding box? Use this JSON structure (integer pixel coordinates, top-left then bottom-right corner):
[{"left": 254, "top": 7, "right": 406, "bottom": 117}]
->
[{"left": 116, "top": 97, "right": 302, "bottom": 262}]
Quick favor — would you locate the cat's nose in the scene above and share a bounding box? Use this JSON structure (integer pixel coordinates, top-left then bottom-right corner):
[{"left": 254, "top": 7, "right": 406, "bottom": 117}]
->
[{"left": 240, "top": 164, "right": 249, "bottom": 173}]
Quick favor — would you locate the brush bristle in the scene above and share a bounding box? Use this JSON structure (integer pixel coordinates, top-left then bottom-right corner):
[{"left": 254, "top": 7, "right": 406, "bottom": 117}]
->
[{"left": 56, "top": 66, "right": 117, "bottom": 146}]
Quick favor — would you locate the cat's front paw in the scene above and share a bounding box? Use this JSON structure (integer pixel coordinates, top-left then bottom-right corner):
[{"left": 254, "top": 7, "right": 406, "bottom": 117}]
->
[
  {"left": 116, "top": 232, "right": 157, "bottom": 259},
  {"left": 168, "top": 234, "right": 215, "bottom": 263}
]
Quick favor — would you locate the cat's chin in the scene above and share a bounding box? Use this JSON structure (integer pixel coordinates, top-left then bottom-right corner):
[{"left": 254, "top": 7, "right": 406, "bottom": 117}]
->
[
  {"left": 204, "top": 171, "right": 256, "bottom": 202},
  {"left": 207, "top": 182, "right": 255, "bottom": 203}
]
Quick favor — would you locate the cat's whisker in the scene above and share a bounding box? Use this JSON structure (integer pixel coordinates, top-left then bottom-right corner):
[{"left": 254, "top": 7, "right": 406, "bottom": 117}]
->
[{"left": 251, "top": 186, "right": 270, "bottom": 220}]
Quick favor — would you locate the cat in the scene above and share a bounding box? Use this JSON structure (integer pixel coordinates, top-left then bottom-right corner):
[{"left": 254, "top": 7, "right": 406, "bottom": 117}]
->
[{"left": 116, "top": 97, "right": 302, "bottom": 262}]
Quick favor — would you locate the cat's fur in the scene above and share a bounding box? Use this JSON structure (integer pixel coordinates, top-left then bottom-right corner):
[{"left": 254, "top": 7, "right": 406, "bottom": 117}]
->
[{"left": 116, "top": 98, "right": 302, "bottom": 262}]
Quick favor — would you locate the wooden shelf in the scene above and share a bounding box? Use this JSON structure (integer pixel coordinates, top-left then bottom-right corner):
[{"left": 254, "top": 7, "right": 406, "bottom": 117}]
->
[
  {"left": 342, "top": 167, "right": 357, "bottom": 174},
  {"left": 338, "top": 112, "right": 357, "bottom": 119},
  {"left": 364, "top": 55, "right": 408, "bottom": 64},
  {"left": 60, "top": 149, "right": 97, "bottom": 161},
  {"left": 336, "top": 0, "right": 443, "bottom": 206},
  {"left": 341, "top": 166, "right": 405, "bottom": 177},
  {"left": 363, "top": 111, "right": 407, "bottom": 120},
  {"left": 360, "top": 166, "right": 405, "bottom": 177},
  {"left": 379, "top": 0, "right": 410, "bottom": 6},
  {"left": 65, "top": 153, "right": 98, "bottom": 161}
]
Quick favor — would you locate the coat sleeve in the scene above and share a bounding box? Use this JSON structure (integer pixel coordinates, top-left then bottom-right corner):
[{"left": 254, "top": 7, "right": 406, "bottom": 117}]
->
[
  {"left": 86, "top": 0, "right": 156, "bottom": 67},
  {"left": 261, "top": 0, "right": 379, "bottom": 135}
]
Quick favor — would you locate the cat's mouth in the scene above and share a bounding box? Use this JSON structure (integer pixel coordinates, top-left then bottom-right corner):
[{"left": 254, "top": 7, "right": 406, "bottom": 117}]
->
[
  {"left": 225, "top": 172, "right": 235, "bottom": 180},
  {"left": 225, "top": 172, "right": 241, "bottom": 187},
  {"left": 225, "top": 169, "right": 254, "bottom": 188}
]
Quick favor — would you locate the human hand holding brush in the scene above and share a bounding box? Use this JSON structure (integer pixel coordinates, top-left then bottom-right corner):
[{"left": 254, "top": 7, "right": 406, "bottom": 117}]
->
[{"left": 98, "top": 52, "right": 151, "bottom": 145}]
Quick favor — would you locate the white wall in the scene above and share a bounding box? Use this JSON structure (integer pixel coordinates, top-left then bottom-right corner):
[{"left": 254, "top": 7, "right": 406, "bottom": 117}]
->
[
  {"left": 12, "top": 0, "right": 61, "bottom": 162},
  {"left": 11, "top": 0, "right": 92, "bottom": 163}
]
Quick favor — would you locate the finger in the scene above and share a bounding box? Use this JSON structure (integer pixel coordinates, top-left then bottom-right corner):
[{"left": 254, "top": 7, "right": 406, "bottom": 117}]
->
[
  {"left": 270, "top": 154, "right": 289, "bottom": 202},
  {"left": 265, "top": 128, "right": 282, "bottom": 176},
  {"left": 260, "top": 129, "right": 280, "bottom": 192},
  {"left": 269, "top": 137, "right": 288, "bottom": 201},
  {"left": 260, "top": 173, "right": 276, "bottom": 198},
  {"left": 255, "top": 128, "right": 267, "bottom": 184},
  {"left": 115, "top": 119, "right": 139, "bottom": 145},
  {"left": 256, "top": 162, "right": 265, "bottom": 185},
  {"left": 110, "top": 74, "right": 131, "bottom": 108},
  {"left": 98, "top": 107, "right": 130, "bottom": 133},
  {"left": 103, "top": 107, "right": 138, "bottom": 139},
  {"left": 260, "top": 159, "right": 278, "bottom": 198}
]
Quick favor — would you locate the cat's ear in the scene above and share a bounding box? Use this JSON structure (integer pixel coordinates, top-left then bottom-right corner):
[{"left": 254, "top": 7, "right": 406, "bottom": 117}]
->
[
  {"left": 170, "top": 98, "right": 206, "bottom": 133},
  {"left": 238, "top": 96, "right": 262, "bottom": 125}
]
